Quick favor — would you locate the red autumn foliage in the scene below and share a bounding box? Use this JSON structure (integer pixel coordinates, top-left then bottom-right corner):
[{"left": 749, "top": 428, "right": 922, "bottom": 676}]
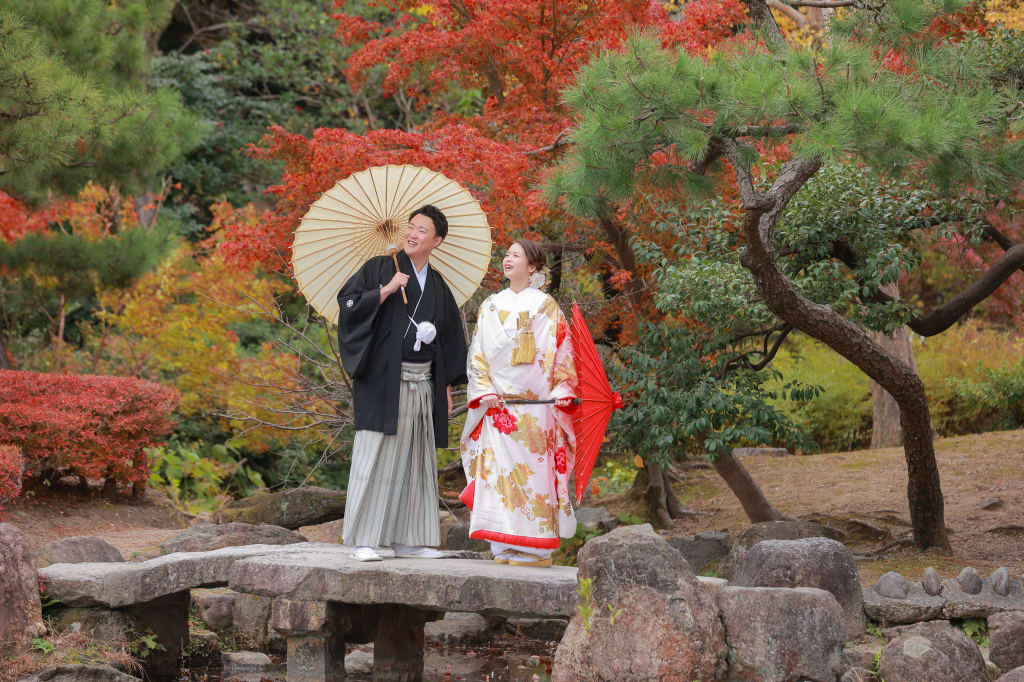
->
[
  {"left": 220, "top": 0, "right": 748, "bottom": 270},
  {"left": 0, "top": 444, "right": 23, "bottom": 511},
  {"left": 217, "top": 0, "right": 749, "bottom": 345},
  {"left": 0, "top": 370, "right": 180, "bottom": 490},
  {"left": 0, "top": 190, "right": 51, "bottom": 243}
]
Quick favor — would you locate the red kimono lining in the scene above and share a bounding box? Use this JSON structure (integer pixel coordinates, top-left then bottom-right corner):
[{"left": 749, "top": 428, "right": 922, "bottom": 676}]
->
[{"left": 469, "top": 529, "right": 562, "bottom": 549}]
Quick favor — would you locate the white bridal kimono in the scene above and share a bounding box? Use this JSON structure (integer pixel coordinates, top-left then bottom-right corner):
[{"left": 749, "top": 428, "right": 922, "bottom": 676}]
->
[{"left": 459, "top": 286, "right": 578, "bottom": 552}]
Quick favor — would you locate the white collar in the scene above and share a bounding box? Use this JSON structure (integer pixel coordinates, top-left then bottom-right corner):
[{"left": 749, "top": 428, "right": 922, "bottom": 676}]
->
[{"left": 413, "top": 260, "right": 429, "bottom": 291}]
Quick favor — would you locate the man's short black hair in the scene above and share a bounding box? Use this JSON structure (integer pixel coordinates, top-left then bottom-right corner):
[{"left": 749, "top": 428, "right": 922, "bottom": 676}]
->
[{"left": 409, "top": 204, "right": 448, "bottom": 240}]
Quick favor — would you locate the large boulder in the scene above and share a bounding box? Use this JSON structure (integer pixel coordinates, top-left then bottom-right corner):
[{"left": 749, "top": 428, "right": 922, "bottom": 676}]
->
[
  {"left": 574, "top": 506, "right": 618, "bottom": 533},
  {"left": 193, "top": 590, "right": 236, "bottom": 631},
  {"left": 718, "top": 585, "right": 845, "bottom": 682},
  {"left": 551, "top": 524, "right": 726, "bottom": 681},
  {"left": 442, "top": 522, "right": 490, "bottom": 553},
  {"left": 878, "top": 620, "right": 987, "bottom": 682},
  {"left": 719, "top": 519, "right": 843, "bottom": 579},
  {"left": 213, "top": 487, "right": 346, "bottom": 529},
  {"left": 160, "top": 523, "right": 306, "bottom": 554},
  {"left": 1000, "top": 667, "right": 1024, "bottom": 682},
  {"left": 36, "top": 537, "right": 124, "bottom": 568},
  {"left": 0, "top": 523, "right": 45, "bottom": 655},
  {"left": 732, "top": 537, "right": 866, "bottom": 639},
  {"left": 17, "top": 665, "right": 140, "bottom": 682},
  {"left": 425, "top": 612, "right": 489, "bottom": 645},
  {"left": 990, "top": 611, "right": 1024, "bottom": 673},
  {"left": 660, "top": 530, "right": 730, "bottom": 575}
]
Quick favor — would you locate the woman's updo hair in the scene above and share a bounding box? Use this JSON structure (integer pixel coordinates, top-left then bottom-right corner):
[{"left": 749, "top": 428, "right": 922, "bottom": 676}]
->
[{"left": 513, "top": 238, "right": 546, "bottom": 274}]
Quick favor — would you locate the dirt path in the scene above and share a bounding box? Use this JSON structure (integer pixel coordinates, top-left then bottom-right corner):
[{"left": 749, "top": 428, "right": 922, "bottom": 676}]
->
[
  {"left": 631, "top": 429, "right": 1024, "bottom": 583},
  {"left": 3, "top": 486, "right": 191, "bottom": 558}
]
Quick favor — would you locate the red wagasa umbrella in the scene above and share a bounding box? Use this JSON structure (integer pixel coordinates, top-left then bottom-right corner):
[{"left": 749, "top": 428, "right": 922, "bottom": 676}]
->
[
  {"left": 504, "top": 301, "right": 622, "bottom": 502},
  {"left": 567, "top": 301, "right": 622, "bottom": 503}
]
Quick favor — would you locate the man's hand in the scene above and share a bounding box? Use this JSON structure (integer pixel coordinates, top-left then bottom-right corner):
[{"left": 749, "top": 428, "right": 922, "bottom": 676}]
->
[
  {"left": 380, "top": 271, "right": 409, "bottom": 302},
  {"left": 481, "top": 395, "right": 501, "bottom": 410},
  {"left": 447, "top": 385, "right": 453, "bottom": 417}
]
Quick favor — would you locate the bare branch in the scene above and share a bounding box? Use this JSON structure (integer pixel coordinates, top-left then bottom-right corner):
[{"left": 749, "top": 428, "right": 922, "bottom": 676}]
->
[
  {"left": 781, "top": 0, "right": 857, "bottom": 7},
  {"left": 767, "top": 0, "right": 810, "bottom": 28},
  {"left": 909, "top": 243, "right": 1024, "bottom": 336},
  {"left": 524, "top": 128, "right": 573, "bottom": 156}
]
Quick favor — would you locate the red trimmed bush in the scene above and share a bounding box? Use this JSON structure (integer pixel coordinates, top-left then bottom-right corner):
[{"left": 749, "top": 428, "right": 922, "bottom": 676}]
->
[
  {"left": 0, "top": 370, "right": 179, "bottom": 491},
  {"left": 0, "top": 444, "right": 23, "bottom": 510}
]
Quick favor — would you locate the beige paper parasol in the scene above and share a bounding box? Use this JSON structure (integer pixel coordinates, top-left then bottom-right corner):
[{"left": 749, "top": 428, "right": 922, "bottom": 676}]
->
[{"left": 291, "top": 164, "right": 492, "bottom": 323}]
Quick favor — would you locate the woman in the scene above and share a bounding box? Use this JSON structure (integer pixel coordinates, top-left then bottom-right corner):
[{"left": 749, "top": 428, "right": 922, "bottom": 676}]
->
[{"left": 459, "top": 239, "right": 578, "bottom": 567}]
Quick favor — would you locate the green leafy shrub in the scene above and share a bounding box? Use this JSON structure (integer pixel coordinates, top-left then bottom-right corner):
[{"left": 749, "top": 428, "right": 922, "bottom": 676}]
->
[
  {"left": 767, "top": 341, "right": 872, "bottom": 452},
  {"left": 771, "top": 323, "right": 1024, "bottom": 452},
  {"left": 147, "top": 442, "right": 265, "bottom": 514}
]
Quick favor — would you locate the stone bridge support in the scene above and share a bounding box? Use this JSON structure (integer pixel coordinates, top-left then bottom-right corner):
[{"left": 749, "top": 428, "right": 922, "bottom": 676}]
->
[{"left": 270, "top": 599, "right": 443, "bottom": 682}]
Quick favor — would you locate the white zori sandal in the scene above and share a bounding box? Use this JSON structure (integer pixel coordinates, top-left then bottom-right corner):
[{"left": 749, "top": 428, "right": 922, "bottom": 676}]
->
[
  {"left": 394, "top": 544, "right": 444, "bottom": 559},
  {"left": 351, "top": 546, "right": 383, "bottom": 562}
]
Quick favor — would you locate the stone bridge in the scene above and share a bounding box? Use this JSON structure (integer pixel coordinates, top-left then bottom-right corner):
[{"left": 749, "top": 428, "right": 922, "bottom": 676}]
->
[{"left": 40, "top": 543, "right": 579, "bottom": 681}]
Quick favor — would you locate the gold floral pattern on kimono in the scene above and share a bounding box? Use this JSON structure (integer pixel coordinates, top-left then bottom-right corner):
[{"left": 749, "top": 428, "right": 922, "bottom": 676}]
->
[{"left": 459, "top": 286, "right": 579, "bottom": 549}]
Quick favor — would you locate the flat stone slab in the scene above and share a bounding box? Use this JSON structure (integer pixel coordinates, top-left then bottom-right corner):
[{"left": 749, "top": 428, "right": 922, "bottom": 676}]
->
[
  {"left": 863, "top": 583, "right": 946, "bottom": 623},
  {"left": 41, "top": 543, "right": 355, "bottom": 607},
  {"left": 862, "top": 576, "right": 1024, "bottom": 623},
  {"left": 228, "top": 549, "right": 579, "bottom": 618}
]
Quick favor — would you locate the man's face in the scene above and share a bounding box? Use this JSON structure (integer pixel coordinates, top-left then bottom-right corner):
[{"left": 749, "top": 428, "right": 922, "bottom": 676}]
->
[{"left": 403, "top": 213, "right": 443, "bottom": 261}]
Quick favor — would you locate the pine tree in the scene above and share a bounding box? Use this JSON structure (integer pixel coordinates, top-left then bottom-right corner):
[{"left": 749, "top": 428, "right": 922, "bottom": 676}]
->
[
  {"left": 0, "top": 1, "right": 203, "bottom": 201},
  {"left": 549, "top": 0, "right": 1024, "bottom": 550}
]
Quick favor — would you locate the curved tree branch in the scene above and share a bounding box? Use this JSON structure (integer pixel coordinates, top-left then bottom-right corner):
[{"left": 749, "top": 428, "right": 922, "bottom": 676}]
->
[{"left": 908, "top": 243, "right": 1024, "bottom": 336}]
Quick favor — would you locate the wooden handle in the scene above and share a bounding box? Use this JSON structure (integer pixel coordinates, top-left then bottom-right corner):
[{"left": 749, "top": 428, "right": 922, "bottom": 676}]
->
[
  {"left": 390, "top": 251, "right": 408, "bottom": 304},
  {"left": 503, "top": 398, "right": 582, "bottom": 405}
]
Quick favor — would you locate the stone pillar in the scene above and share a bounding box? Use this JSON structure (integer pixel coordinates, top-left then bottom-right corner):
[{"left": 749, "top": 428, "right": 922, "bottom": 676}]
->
[
  {"left": 271, "top": 600, "right": 346, "bottom": 682},
  {"left": 373, "top": 605, "right": 444, "bottom": 682}
]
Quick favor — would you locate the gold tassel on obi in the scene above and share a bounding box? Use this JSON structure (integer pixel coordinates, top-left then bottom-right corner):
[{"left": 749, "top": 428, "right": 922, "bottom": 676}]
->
[{"left": 511, "top": 311, "right": 536, "bottom": 365}]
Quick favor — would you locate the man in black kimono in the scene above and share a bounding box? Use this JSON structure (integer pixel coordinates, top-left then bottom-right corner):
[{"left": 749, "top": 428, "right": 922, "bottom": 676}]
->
[{"left": 337, "top": 204, "right": 468, "bottom": 561}]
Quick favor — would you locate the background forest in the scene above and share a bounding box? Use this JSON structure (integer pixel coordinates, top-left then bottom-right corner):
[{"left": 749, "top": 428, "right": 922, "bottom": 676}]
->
[{"left": 1, "top": 0, "right": 1022, "bottom": 542}]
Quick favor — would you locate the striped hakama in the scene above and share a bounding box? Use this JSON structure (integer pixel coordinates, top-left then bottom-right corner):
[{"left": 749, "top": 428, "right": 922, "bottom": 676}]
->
[{"left": 342, "top": 361, "right": 441, "bottom": 548}]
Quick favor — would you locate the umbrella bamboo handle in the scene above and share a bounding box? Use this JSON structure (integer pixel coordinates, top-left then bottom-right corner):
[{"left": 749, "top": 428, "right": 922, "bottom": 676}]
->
[
  {"left": 389, "top": 251, "right": 408, "bottom": 304},
  {"left": 503, "top": 398, "right": 582, "bottom": 405}
]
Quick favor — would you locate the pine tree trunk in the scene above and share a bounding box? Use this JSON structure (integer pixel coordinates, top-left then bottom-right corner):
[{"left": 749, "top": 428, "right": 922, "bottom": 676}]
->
[
  {"left": 711, "top": 451, "right": 784, "bottom": 523},
  {"left": 734, "top": 155, "right": 950, "bottom": 551},
  {"left": 871, "top": 285, "right": 917, "bottom": 448}
]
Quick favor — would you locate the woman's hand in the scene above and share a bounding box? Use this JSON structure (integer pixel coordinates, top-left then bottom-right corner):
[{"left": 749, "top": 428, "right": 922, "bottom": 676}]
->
[
  {"left": 554, "top": 397, "right": 575, "bottom": 408},
  {"left": 481, "top": 395, "right": 502, "bottom": 410}
]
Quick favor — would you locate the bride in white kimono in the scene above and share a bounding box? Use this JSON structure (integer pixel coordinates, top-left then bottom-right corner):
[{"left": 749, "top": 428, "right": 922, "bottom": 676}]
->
[{"left": 459, "top": 239, "right": 578, "bottom": 567}]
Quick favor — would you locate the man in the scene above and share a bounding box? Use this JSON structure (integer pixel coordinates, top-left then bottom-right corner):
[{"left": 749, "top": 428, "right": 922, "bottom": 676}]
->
[{"left": 336, "top": 204, "right": 468, "bottom": 561}]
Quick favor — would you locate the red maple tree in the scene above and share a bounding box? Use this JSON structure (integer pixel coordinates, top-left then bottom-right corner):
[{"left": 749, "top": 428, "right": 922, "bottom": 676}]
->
[
  {"left": 0, "top": 370, "right": 180, "bottom": 494},
  {"left": 218, "top": 0, "right": 749, "bottom": 339}
]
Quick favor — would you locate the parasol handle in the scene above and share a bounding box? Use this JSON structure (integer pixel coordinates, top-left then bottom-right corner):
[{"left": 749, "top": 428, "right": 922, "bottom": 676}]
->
[
  {"left": 503, "top": 398, "right": 582, "bottom": 405},
  {"left": 388, "top": 247, "right": 408, "bottom": 304}
]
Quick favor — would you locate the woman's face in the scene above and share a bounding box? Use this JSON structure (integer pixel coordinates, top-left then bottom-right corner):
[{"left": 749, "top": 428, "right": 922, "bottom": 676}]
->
[{"left": 502, "top": 243, "right": 535, "bottom": 282}]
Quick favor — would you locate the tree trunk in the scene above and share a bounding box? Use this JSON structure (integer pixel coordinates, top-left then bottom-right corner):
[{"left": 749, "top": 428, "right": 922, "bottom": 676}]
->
[
  {"left": 740, "top": 0, "right": 786, "bottom": 45},
  {"left": 55, "top": 294, "right": 66, "bottom": 345},
  {"left": 712, "top": 451, "right": 784, "bottom": 523},
  {"left": 0, "top": 314, "right": 11, "bottom": 369},
  {"left": 731, "top": 153, "right": 950, "bottom": 551},
  {"left": 870, "top": 284, "right": 917, "bottom": 448},
  {"left": 635, "top": 459, "right": 688, "bottom": 529}
]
